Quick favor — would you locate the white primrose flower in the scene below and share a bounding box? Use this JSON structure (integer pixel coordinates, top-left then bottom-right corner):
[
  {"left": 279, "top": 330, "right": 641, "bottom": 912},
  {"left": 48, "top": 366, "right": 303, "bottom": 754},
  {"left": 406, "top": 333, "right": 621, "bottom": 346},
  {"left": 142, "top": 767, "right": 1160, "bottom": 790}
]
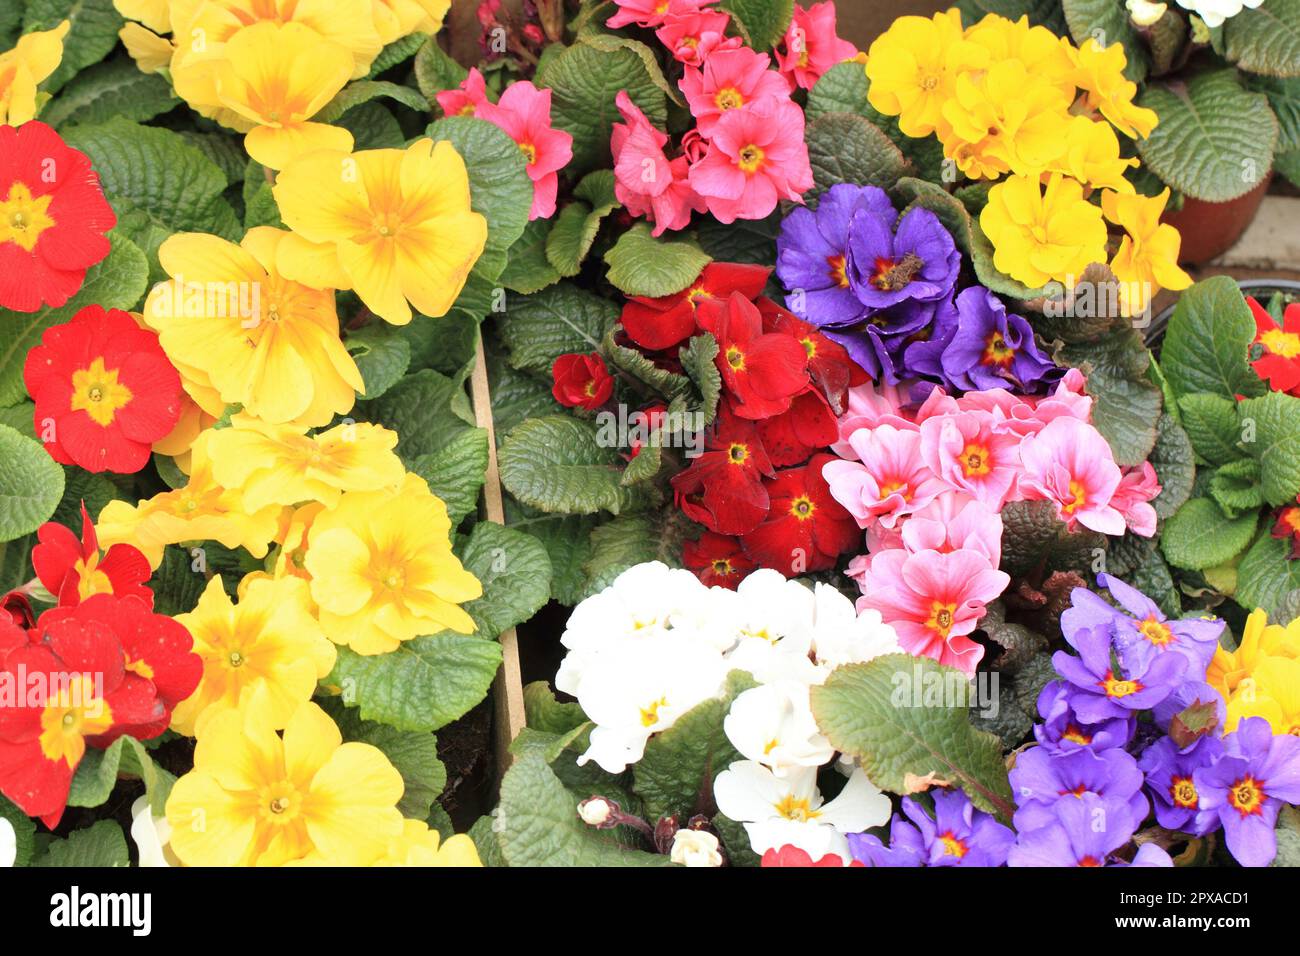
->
[
  {"left": 723, "top": 681, "right": 834, "bottom": 776},
  {"left": 800, "top": 583, "right": 901, "bottom": 677},
  {"left": 714, "top": 761, "right": 891, "bottom": 859},
  {"left": 1172, "top": 0, "right": 1263, "bottom": 28},
  {"left": 1126, "top": 0, "right": 1169, "bottom": 25},
  {"left": 0, "top": 818, "right": 15, "bottom": 868},
  {"left": 129, "top": 796, "right": 178, "bottom": 867},
  {"left": 719, "top": 570, "right": 823, "bottom": 684},
  {"left": 575, "top": 631, "right": 729, "bottom": 773},
  {"left": 670, "top": 830, "right": 724, "bottom": 867}
]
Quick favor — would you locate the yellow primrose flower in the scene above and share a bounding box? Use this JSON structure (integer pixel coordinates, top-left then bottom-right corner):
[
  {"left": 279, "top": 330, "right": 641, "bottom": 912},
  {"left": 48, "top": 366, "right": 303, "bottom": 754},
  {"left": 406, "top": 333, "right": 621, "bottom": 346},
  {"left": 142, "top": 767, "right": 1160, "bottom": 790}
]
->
[
  {"left": 1102, "top": 187, "right": 1192, "bottom": 316},
  {"left": 96, "top": 442, "right": 282, "bottom": 569},
  {"left": 210, "top": 21, "right": 355, "bottom": 170},
  {"left": 1224, "top": 656, "right": 1300, "bottom": 736},
  {"left": 171, "top": 575, "right": 336, "bottom": 736},
  {"left": 118, "top": 22, "right": 175, "bottom": 74},
  {"left": 143, "top": 226, "right": 364, "bottom": 427},
  {"left": 1051, "top": 115, "right": 1139, "bottom": 194},
  {"left": 243, "top": 502, "right": 324, "bottom": 593},
  {"left": 304, "top": 473, "right": 482, "bottom": 655},
  {"left": 372, "top": 0, "right": 451, "bottom": 43},
  {"left": 198, "top": 414, "right": 405, "bottom": 512},
  {"left": 165, "top": 693, "right": 405, "bottom": 866},
  {"left": 940, "top": 60, "right": 1072, "bottom": 179},
  {"left": 1072, "top": 37, "right": 1158, "bottom": 139},
  {"left": 1208, "top": 609, "right": 1300, "bottom": 699},
  {"left": 963, "top": 13, "right": 1078, "bottom": 103},
  {"left": 376, "top": 820, "right": 482, "bottom": 867},
  {"left": 865, "top": 9, "right": 988, "bottom": 139},
  {"left": 0, "top": 20, "right": 70, "bottom": 126},
  {"left": 113, "top": 0, "right": 170, "bottom": 33},
  {"left": 273, "top": 138, "right": 488, "bottom": 325},
  {"left": 979, "top": 172, "right": 1109, "bottom": 289}
]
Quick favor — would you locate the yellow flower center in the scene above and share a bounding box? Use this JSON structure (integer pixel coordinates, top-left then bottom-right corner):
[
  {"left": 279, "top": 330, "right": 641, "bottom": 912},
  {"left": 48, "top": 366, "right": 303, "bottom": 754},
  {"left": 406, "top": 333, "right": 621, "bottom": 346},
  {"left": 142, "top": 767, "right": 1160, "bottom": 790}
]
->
[
  {"left": 125, "top": 657, "right": 155, "bottom": 680},
  {"left": 737, "top": 143, "right": 766, "bottom": 174},
  {"left": 1227, "top": 775, "right": 1265, "bottom": 817},
  {"left": 879, "top": 479, "right": 910, "bottom": 500},
  {"left": 1061, "top": 479, "right": 1088, "bottom": 516},
  {"left": 518, "top": 141, "right": 537, "bottom": 166},
  {"left": 982, "top": 331, "right": 1015, "bottom": 368},
  {"left": 1260, "top": 328, "right": 1300, "bottom": 359},
  {"left": 70, "top": 357, "right": 134, "bottom": 427},
  {"left": 960, "top": 441, "right": 992, "bottom": 478},
  {"left": 927, "top": 601, "right": 957, "bottom": 638},
  {"left": 715, "top": 87, "right": 744, "bottom": 112},
  {"left": 0, "top": 181, "right": 56, "bottom": 252},
  {"left": 711, "top": 558, "right": 732, "bottom": 576},
  {"left": 919, "top": 72, "right": 939, "bottom": 92},
  {"left": 258, "top": 781, "right": 303, "bottom": 825},
  {"left": 939, "top": 832, "right": 968, "bottom": 858},
  {"left": 773, "top": 794, "right": 820, "bottom": 822},
  {"left": 38, "top": 677, "right": 114, "bottom": 769},
  {"left": 640, "top": 696, "right": 668, "bottom": 727},
  {"left": 1170, "top": 776, "right": 1198, "bottom": 809},
  {"left": 801, "top": 336, "right": 818, "bottom": 359},
  {"left": 1062, "top": 724, "right": 1092, "bottom": 745},
  {"left": 228, "top": 650, "right": 246, "bottom": 668},
  {"left": 826, "top": 254, "right": 849, "bottom": 289},
  {"left": 72, "top": 552, "right": 114, "bottom": 602},
  {"left": 1100, "top": 671, "right": 1141, "bottom": 699},
  {"left": 1137, "top": 616, "right": 1173, "bottom": 647},
  {"left": 789, "top": 495, "right": 815, "bottom": 521},
  {"left": 726, "top": 345, "right": 746, "bottom": 370}
]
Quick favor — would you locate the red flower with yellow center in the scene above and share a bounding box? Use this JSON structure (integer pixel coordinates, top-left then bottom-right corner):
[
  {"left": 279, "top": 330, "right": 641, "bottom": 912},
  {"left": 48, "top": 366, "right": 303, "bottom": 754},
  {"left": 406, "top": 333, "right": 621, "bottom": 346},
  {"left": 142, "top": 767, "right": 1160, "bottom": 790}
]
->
[
  {"left": 758, "top": 299, "right": 867, "bottom": 415},
  {"left": 697, "top": 292, "right": 809, "bottom": 420},
  {"left": 32, "top": 504, "right": 153, "bottom": 609},
  {"left": 620, "top": 262, "right": 771, "bottom": 351},
  {"left": 672, "top": 406, "right": 774, "bottom": 535},
  {"left": 740, "top": 453, "right": 860, "bottom": 574},
  {"left": 1247, "top": 296, "right": 1300, "bottom": 395},
  {"left": 24, "top": 305, "right": 183, "bottom": 474},
  {"left": 682, "top": 531, "right": 757, "bottom": 589},
  {"left": 0, "top": 122, "right": 116, "bottom": 312},
  {"left": 551, "top": 352, "right": 614, "bottom": 411}
]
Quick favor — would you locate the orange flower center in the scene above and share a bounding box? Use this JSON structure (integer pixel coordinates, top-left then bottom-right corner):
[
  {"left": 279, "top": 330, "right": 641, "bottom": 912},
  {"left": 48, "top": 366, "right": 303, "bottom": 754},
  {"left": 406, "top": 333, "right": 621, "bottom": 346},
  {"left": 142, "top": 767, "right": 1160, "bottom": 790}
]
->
[
  {"left": 939, "top": 832, "right": 967, "bottom": 858},
  {"left": 960, "top": 441, "right": 992, "bottom": 478},
  {"left": 518, "top": 141, "right": 538, "bottom": 166},
  {"left": 982, "top": 330, "right": 1015, "bottom": 368},
  {"left": 1061, "top": 479, "right": 1088, "bottom": 516},
  {"left": 826, "top": 254, "right": 849, "bottom": 289},
  {"left": 70, "top": 357, "right": 134, "bottom": 427},
  {"left": 728, "top": 442, "right": 749, "bottom": 465},
  {"left": 725, "top": 345, "right": 746, "bottom": 370},
  {"left": 1227, "top": 775, "right": 1266, "bottom": 817},
  {"left": 1100, "top": 670, "right": 1141, "bottom": 699},
  {"left": 38, "top": 676, "right": 114, "bottom": 769},
  {"left": 0, "top": 181, "right": 56, "bottom": 252},
  {"left": 927, "top": 601, "right": 957, "bottom": 638},
  {"left": 1170, "top": 776, "right": 1198, "bottom": 809},
  {"left": 1138, "top": 616, "right": 1173, "bottom": 646}
]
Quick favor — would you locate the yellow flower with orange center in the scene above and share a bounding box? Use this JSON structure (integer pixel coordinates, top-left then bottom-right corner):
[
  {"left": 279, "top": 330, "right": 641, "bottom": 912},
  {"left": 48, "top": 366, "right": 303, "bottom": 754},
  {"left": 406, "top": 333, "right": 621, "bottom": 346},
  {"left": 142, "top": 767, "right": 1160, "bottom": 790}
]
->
[
  {"left": 303, "top": 474, "right": 482, "bottom": 655},
  {"left": 1102, "top": 187, "right": 1192, "bottom": 317},
  {"left": 272, "top": 138, "right": 487, "bottom": 325},
  {"left": 979, "top": 172, "right": 1108, "bottom": 289},
  {"left": 143, "top": 226, "right": 364, "bottom": 427},
  {"left": 171, "top": 575, "right": 336, "bottom": 736}
]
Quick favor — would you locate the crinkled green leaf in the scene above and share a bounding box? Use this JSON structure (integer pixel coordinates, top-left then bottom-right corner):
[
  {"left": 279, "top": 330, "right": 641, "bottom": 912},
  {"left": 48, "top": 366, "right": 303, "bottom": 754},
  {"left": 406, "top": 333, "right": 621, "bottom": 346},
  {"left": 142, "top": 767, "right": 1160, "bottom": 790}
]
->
[
  {"left": 486, "top": 350, "right": 562, "bottom": 442},
  {"left": 581, "top": 511, "right": 690, "bottom": 599},
  {"left": 1222, "top": 0, "right": 1300, "bottom": 77},
  {"left": 1161, "top": 496, "right": 1259, "bottom": 571},
  {"left": 1161, "top": 276, "right": 1267, "bottom": 401},
  {"left": 501, "top": 218, "right": 561, "bottom": 295},
  {"left": 345, "top": 322, "right": 411, "bottom": 401},
  {"left": 1178, "top": 392, "right": 1245, "bottom": 465},
  {"left": 511, "top": 508, "right": 598, "bottom": 606},
  {"left": 329, "top": 633, "right": 503, "bottom": 733},
  {"left": 1063, "top": 327, "right": 1161, "bottom": 467},
  {"left": 1239, "top": 391, "right": 1300, "bottom": 506},
  {"left": 458, "top": 521, "right": 552, "bottom": 638},
  {"left": 679, "top": 333, "right": 723, "bottom": 426},
  {"left": 719, "top": 0, "right": 794, "bottom": 51},
  {"left": 499, "top": 416, "right": 654, "bottom": 516},
  {"left": 604, "top": 223, "right": 712, "bottom": 298},
  {"left": 1150, "top": 414, "right": 1196, "bottom": 520},
  {"left": 34, "top": 820, "right": 128, "bottom": 867},
  {"left": 806, "top": 112, "right": 909, "bottom": 199},
  {"left": 25, "top": 0, "right": 122, "bottom": 94},
  {"left": 41, "top": 55, "right": 179, "bottom": 128},
  {"left": 999, "top": 500, "right": 1106, "bottom": 578},
  {"left": 524, "top": 681, "right": 588, "bottom": 735},
  {"left": 1209, "top": 457, "right": 1263, "bottom": 518},
  {"left": 409, "top": 428, "right": 489, "bottom": 528},
  {"left": 1135, "top": 71, "right": 1276, "bottom": 203},
  {"left": 358, "top": 368, "right": 473, "bottom": 463},
  {"left": 810, "top": 654, "right": 1017, "bottom": 822},
  {"left": 0, "top": 425, "right": 64, "bottom": 542},
  {"left": 328, "top": 705, "right": 446, "bottom": 818},
  {"left": 497, "top": 282, "right": 619, "bottom": 377},
  {"left": 318, "top": 79, "right": 429, "bottom": 121},
  {"left": 1238, "top": 531, "right": 1300, "bottom": 624},
  {"left": 415, "top": 35, "right": 469, "bottom": 104}
]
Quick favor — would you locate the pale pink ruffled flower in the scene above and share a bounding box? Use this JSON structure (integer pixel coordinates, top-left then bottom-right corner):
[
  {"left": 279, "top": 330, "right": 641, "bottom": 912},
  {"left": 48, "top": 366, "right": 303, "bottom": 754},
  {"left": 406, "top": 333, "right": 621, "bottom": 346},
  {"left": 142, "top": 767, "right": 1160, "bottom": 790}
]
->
[
  {"left": 899, "top": 493, "right": 1003, "bottom": 567},
  {"left": 919, "top": 410, "right": 1023, "bottom": 508},
  {"left": 1018, "top": 417, "right": 1126, "bottom": 536},
  {"left": 679, "top": 47, "right": 792, "bottom": 136},
  {"left": 610, "top": 91, "right": 704, "bottom": 236},
  {"left": 821, "top": 424, "right": 951, "bottom": 530},
  {"left": 1111, "top": 461, "right": 1161, "bottom": 538},
  {"left": 607, "top": 0, "right": 713, "bottom": 29}
]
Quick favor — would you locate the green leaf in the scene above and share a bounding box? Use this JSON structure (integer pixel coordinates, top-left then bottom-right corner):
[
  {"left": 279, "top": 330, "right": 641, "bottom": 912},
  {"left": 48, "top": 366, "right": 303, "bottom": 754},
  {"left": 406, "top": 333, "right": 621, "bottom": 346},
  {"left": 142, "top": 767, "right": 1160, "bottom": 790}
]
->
[
  {"left": 458, "top": 521, "right": 552, "bottom": 638},
  {"left": 581, "top": 511, "right": 690, "bottom": 598},
  {"left": 358, "top": 368, "right": 473, "bottom": 463},
  {"left": 1237, "top": 531, "right": 1300, "bottom": 620},
  {"left": 501, "top": 218, "right": 561, "bottom": 295},
  {"left": 495, "top": 752, "right": 669, "bottom": 866},
  {"left": 25, "top": 0, "right": 123, "bottom": 94},
  {"left": 487, "top": 350, "right": 563, "bottom": 441},
  {"left": 1278, "top": 147, "right": 1300, "bottom": 189},
  {"left": 512, "top": 508, "right": 598, "bottom": 606},
  {"left": 1178, "top": 393, "right": 1245, "bottom": 465},
  {"left": 0, "top": 402, "right": 35, "bottom": 440},
  {"left": 999, "top": 500, "right": 1106, "bottom": 578},
  {"left": 524, "top": 681, "right": 588, "bottom": 735},
  {"left": 67, "top": 739, "right": 125, "bottom": 809},
  {"left": 1160, "top": 497, "right": 1259, "bottom": 571},
  {"left": 696, "top": 213, "right": 780, "bottom": 266},
  {"left": 1221, "top": 0, "right": 1300, "bottom": 78},
  {"left": 604, "top": 223, "right": 712, "bottom": 298},
  {"left": 806, "top": 61, "right": 872, "bottom": 120},
  {"left": 0, "top": 231, "right": 149, "bottom": 406},
  {"left": 427, "top": 116, "right": 533, "bottom": 268},
  {"left": 337, "top": 101, "right": 405, "bottom": 149},
  {"left": 0, "top": 796, "right": 36, "bottom": 867},
  {"left": 1161, "top": 276, "right": 1267, "bottom": 401},
  {"left": 634, "top": 670, "right": 757, "bottom": 822},
  {"left": 1062, "top": 328, "right": 1161, "bottom": 467},
  {"left": 409, "top": 428, "right": 489, "bottom": 528},
  {"left": 0, "top": 424, "right": 64, "bottom": 542},
  {"left": 536, "top": 43, "right": 667, "bottom": 175},
  {"left": 1247, "top": 75, "right": 1300, "bottom": 152},
  {"left": 1135, "top": 71, "right": 1276, "bottom": 203},
  {"left": 1239, "top": 391, "right": 1300, "bottom": 506},
  {"left": 415, "top": 36, "right": 469, "bottom": 104},
  {"left": 62, "top": 120, "right": 240, "bottom": 283},
  {"left": 318, "top": 79, "right": 429, "bottom": 122},
  {"left": 40, "top": 55, "right": 179, "bottom": 128},
  {"left": 345, "top": 323, "right": 410, "bottom": 401},
  {"left": 810, "top": 654, "right": 1017, "bottom": 822},
  {"left": 117, "top": 737, "right": 175, "bottom": 817},
  {"left": 241, "top": 173, "right": 283, "bottom": 230},
  {"left": 1209, "top": 458, "right": 1264, "bottom": 518},
  {"left": 329, "top": 633, "right": 503, "bottom": 733},
  {"left": 368, "top": 31, "right": 428, "bottom": 77},
  {"left": 500, "top": 416, "right": 654, "bottom": 516},
  {"left": 547, "top": 202, "right": 598, "bottom": 278},
  {"left": 806, "top": 112, "right": 909, "bottom": 199},
  {"left": 34, "top": 820, "right": 128, "bottom": 867},
  {"left": 890, "top": 177, "right": 975, "bottom": 254},
  {"left": 603, "top": 327, "right": 691, "bottom": 399},
  {"left": 1061, "top": 0, "right": 1149, "bottom": 82},
  {"left": 679, "top": 333, "right": 723, "bottom": 425},
  {"left": 718, "top": 0, "right": 794, "bottom": 51},
  {"left": 1149, "top": 414, "right": 1195, "bottom": 520},
  {"left": 498, "top": 282, "right": 619, "bottom": 377},
  {"left": 575, "top": 31, "right": 685, "bottom": 108}
]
